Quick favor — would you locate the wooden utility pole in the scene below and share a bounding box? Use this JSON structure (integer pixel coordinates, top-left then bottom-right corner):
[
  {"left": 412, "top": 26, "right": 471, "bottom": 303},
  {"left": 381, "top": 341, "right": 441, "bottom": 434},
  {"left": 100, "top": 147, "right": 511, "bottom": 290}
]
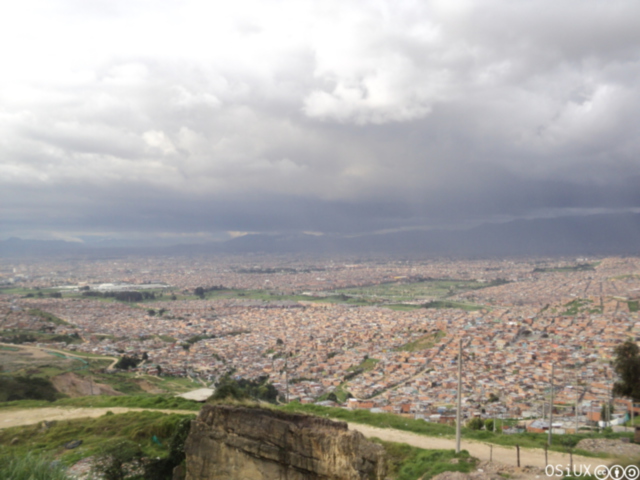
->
[
  {"left": 456, "top": 338, "right": 462, "bottom": 453},
  {"left": 548, "top": 363, "right": 554, "bottom": 446}
]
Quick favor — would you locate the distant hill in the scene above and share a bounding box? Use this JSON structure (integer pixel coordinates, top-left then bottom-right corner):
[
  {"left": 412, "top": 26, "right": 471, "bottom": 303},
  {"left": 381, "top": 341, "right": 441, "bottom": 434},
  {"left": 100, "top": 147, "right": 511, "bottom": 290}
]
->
[
  {"left": 221, "top": 213, "right": 640, "bottom": 257},
  {"left": 2, "top": 213, "right": 639, "bottom": 258}
]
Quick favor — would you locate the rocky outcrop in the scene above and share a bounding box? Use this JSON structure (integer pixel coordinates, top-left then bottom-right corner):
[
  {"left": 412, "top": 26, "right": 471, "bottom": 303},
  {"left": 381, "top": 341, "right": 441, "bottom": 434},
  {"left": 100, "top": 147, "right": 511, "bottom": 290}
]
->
[{"left": 183, "top": 404, "right": 388, "bottom": 480}]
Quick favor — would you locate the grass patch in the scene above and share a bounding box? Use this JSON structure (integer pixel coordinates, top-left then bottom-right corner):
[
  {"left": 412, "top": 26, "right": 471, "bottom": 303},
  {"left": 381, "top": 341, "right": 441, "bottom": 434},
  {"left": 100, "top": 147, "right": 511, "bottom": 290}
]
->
[
  {"left": 0, "top": 328, "right": 83, "bottom": 345},
  {"left": 275, "top": 403, "right": 629, "bottom": 456},
  {"left": 27, "top": 308, "right": 70, "bottom": 326},
  {"left": 375, "top": 439, "right": 476, "bottom": 480},
  {"left": 0, "top": 451, "right": 72, "bottom": 480},
  {"left": 0, "top": 375, "right": 65, "bottom": 402},
  {"left": 628, "top": 301, "right": 639, "bottom": 313},
  {"left": 561, "top": 299, "right": 602, "bottom": 316},
  {"left": 422, "top": 301, "right": 485, "bottom": 311},
  {"left": 397, "top": 330, "right": 445, "bottom": 352},
  {"left": 333, "top": 278, "right": 505, "bottom": 303},
  {"left": 385, "top": 304, "right": 424, "bottom": 311},
  {"left": 533, "top": 263, "right": 597, "bottom": 273},
  {"left": 0, "top": 410, "right": 195, "bottom": 466},
  {"left": 156, "top": 334, "right": 177, "bottom": 343},
  {"left": 348, "top": 357, "right": 380, "bottom": 372}
]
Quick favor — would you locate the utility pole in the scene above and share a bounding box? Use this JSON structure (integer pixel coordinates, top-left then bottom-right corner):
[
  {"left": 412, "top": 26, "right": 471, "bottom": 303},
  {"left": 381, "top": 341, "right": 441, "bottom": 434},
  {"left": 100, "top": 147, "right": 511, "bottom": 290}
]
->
[
  {"left": 456, "top": 338, "right": 462, "bottom": 453},
  {"left": 575, "top": 374, "right": 579, "bottom": 434},
  {"left": 548, "top": 363, "right": 554, "bottom": 446}
]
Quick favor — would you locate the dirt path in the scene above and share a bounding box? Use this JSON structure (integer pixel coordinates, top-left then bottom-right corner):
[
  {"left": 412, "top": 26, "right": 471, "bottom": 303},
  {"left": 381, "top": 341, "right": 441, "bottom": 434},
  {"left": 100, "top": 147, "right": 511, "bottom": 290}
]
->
[
  {"left": 346, "top": 423, "right": 606, "bottom": 470},
  {"left": 0, "top": 342, "right": 119, "bottom": 369},
  {"left": 0, "top": 407, "right": 612, "bottom": 472}
]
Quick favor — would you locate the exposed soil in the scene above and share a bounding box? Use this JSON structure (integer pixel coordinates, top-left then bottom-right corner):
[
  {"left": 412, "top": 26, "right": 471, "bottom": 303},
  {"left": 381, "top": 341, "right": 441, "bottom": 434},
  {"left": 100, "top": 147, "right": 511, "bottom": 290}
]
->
[{"left": 50, "top": 372, "right": 123, "bottom": 397}]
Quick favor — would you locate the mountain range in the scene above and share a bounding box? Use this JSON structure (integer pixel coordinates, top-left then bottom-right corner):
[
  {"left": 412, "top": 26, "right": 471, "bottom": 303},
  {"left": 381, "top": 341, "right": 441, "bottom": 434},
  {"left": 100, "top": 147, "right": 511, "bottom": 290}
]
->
[{"left": 2, "top": 213, "right": 639, "bottom": 258}]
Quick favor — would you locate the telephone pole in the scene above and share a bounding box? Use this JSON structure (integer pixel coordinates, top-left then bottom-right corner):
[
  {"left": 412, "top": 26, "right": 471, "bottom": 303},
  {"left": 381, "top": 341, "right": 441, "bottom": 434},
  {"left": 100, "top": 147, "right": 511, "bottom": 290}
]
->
[
  {"left": 548, "top": 363, "right": 554, "bottom": 446},
  {"left": 456, "top": 338, "right": 462, "bottom": 453}
]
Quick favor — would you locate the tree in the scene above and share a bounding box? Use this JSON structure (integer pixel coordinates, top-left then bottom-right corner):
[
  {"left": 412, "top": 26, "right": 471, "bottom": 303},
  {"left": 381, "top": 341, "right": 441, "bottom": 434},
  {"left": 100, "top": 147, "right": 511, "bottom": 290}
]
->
[
  {"left": 114, "top": 355, "right": 140, "bottom": 370},
  {"left": 466, "top": 417, "right": 484, "bottom": 430},
  {"left": 484, "top": 419, "right": 495, "bottom": 431},
  {"left": 194, "top": 287, "right": 205, "bottom": 299},
  {"left": 601, "top": 403, "right": 614, "bottom": 421},
  {"left": 612, "top": 339, "right": 640, "bottom": 402}
]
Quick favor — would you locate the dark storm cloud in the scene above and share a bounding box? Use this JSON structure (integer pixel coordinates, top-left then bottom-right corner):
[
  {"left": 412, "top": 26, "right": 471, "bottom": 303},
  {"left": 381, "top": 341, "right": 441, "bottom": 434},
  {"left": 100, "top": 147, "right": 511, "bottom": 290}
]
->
[{"left": 1, "top": 0, "right": 639, "bottom": 241}]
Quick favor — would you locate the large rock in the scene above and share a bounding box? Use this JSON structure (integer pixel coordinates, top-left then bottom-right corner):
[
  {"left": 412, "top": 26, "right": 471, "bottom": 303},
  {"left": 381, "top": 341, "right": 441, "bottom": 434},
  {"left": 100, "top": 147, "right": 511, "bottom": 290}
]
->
[{"left": 183, "top": 404, "right": 388, "bottom": 480}]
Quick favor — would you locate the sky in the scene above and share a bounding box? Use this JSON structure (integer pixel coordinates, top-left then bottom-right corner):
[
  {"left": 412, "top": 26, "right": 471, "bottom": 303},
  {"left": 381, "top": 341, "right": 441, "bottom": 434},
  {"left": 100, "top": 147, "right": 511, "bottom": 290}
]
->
[{"left": 2, "top": 0, "right": 640, "bottom": 244}]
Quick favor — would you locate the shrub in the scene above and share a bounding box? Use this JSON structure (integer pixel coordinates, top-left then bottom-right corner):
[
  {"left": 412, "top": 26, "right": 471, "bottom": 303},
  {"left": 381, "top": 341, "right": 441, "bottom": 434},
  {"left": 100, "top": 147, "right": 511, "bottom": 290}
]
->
[{"left": 466, "top": 418, "right": 484, "bottom": 430}]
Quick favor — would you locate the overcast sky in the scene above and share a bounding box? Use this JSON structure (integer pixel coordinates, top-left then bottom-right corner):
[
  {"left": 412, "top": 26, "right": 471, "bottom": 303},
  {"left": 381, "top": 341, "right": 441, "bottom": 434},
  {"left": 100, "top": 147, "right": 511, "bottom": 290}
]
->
[{"left": 2, "top": 0, "right": 640, "bottom": 244}]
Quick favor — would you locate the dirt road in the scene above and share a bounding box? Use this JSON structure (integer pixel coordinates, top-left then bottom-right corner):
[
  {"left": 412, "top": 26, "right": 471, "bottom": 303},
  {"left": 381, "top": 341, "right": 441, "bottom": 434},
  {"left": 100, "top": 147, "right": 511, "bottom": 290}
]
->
[
  {"left": 0, "top": 407, "right": 612, "bottom": 471},
  {"left": 346, "top": 423, "right": 607, "bottom": 470}
]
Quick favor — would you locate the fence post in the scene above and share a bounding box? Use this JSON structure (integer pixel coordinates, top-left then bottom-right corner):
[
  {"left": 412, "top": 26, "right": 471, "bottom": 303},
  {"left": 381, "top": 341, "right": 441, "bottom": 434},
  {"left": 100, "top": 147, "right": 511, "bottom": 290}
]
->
[
  {"left": 490, "top": 444, "right": 493, "bottom": 463},
  {"left": 569, "top": 448, "right": 573, "bottom": 472},
  {"left": 516, "top": 444, "right": 520, "bottom": 468}
]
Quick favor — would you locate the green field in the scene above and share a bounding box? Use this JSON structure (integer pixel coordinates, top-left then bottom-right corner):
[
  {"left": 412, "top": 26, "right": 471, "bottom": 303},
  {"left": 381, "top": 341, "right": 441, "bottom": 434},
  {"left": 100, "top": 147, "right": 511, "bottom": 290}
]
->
[
  {"left": 533, "top": 263, "right": 597, "bottom": 273},
  {"left": 333, "top": 278, "right": 503, "bottom": 303},
  {"left": 561, "top": 298, "right": 603, "bottom": 316},
  {"left": 397, "top": 330, "right": 446, "bottom": 352}
]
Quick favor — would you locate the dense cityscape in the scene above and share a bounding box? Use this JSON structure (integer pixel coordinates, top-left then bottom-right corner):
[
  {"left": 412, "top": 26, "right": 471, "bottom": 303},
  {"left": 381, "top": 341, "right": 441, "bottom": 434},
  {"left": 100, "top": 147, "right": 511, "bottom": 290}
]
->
[{"left": 2, "top": 255, "right": 639, "bottom": 431}]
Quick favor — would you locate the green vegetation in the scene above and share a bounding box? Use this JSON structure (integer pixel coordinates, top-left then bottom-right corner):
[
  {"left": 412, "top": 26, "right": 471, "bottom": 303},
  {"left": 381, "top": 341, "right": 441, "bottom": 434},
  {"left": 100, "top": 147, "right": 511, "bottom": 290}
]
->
[
  {"left": 466, "top": 417, "right": 484, "bottom": 430},
  {"left": 561, "top": 298, "right": 603, "bottom": 316},
  {"left": 0, "top": 394, "right": 201, "bottom": 411},
  {"left": 0, "top": 410, "right": 194, "bottom": 470},
  {"left": 397, "top": 330, "right": 445, "bottom": 352},
  {"left": 533, "top": 263, "right": 597, "bottom": 273},
  {"left": 376, "top": 440, "right": 475, "bottom": 480},
  {"left": 275, "top": 402, "right": 629, "bottom": 456},
  {"left": 612, "top": 339, "right": 640, "bottom": 402},
  {"left": 0, "top": 452, "right": 72, "bottom": 480},
  {"left": 334, "top": 278, "right": 505, "bottom": 303},
  {"left": 208, "top": 375, "right": 279, "bottom": 403},
  {"left": 156, "top": 335, "right": 177, "bottom": 343},
  {"left": 423, "top": 301, "right": 485, "bottom": 311},
  {"left": 0, "top": 328, "right": 82, "bottom": 345},
  {"left": 27, "top": 308, "right": 70, "bottom": 326},
  {"left": 348, "top": 357, "right": 380, "bottom": 372},
  {"left": 317, "top": 384, "right": 353, "bottom": 403},
  {"left": 114, "top": 355, "right": 142, "bottom": 370},
  {"left": 628, "top": 301, "right": 639, "bottom": 313},
  {"left": 0, "top": 375, "right": 65, "bottom": 402}
]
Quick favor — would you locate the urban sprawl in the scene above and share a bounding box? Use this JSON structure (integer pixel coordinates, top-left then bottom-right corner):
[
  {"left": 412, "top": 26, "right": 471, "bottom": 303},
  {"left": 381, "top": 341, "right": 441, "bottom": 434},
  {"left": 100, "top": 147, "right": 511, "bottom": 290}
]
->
[{"left": 2, "top": 255, "right": 640, "bottom": 432}]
